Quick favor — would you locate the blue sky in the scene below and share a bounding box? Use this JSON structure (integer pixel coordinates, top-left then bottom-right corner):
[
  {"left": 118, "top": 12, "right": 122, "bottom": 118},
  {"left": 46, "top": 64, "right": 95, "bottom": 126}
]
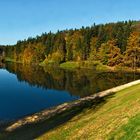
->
[{"left": 0, "top": 0, "right": 140, "bottom": 45}]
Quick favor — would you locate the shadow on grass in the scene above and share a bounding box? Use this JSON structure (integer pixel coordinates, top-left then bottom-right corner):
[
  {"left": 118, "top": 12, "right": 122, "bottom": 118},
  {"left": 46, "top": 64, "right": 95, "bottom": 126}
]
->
[{"left": 0, "top": 93, "right": 115, "bottom": 140}]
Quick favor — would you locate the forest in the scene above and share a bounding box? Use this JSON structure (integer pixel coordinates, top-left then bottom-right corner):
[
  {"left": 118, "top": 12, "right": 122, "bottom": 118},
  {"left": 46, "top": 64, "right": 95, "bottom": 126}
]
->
[{"left": 2, "top": 20, "right": 140, "bottom": 70}]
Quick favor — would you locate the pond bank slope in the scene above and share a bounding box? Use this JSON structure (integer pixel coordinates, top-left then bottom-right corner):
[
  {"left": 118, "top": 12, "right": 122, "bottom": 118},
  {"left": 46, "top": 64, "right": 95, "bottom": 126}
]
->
[
  {"left": 1, "top": 82, "right": 140, "bottom": 140},
  {"left": 37, "top": 83, "right": 140, "bottom": 140}
]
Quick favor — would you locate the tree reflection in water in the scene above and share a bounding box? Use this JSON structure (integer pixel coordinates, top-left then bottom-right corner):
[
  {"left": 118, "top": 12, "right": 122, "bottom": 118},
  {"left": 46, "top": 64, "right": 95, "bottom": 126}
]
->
[{"left": 4, "top": 62, "right": 140, "bottom": 98}]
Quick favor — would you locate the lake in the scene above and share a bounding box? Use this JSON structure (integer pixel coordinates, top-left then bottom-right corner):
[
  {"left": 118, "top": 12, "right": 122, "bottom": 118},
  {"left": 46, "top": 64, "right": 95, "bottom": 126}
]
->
[{"left": 0, "top": 62, "right": 140, "bottom": 121}]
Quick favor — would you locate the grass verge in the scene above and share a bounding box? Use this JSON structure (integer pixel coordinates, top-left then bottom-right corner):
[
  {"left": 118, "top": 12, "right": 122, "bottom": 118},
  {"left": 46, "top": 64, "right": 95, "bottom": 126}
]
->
[{"left": 37, "top": 84, "right": 140, "bottom": 140}]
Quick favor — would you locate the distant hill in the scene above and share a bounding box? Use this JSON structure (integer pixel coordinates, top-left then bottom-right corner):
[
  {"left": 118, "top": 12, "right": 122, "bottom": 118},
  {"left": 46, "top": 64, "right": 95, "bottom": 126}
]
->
[{"left": 3, "top": 20, "right": 140, "bottom": 69}]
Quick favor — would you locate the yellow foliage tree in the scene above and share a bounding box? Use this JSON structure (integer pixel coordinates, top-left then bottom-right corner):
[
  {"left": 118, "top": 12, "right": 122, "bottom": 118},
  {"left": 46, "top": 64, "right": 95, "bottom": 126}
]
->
[{"left": 124, "top": 32, "right": 140, "bottom": 69}]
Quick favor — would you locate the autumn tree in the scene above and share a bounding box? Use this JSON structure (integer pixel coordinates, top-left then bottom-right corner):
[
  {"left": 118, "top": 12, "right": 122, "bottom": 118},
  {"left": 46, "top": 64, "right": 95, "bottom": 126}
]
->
[
  {"left": 89, "top": 37, "right": 98, "bottom": 61},
  {"left": 98, "top": 40, "right": 123, "bottom": 66},
  {"left": 4, "top": 20, "right": 140, "bottom": 68},
  {"left": 124, "top": 32, "right": 140, "bottom": 69}
]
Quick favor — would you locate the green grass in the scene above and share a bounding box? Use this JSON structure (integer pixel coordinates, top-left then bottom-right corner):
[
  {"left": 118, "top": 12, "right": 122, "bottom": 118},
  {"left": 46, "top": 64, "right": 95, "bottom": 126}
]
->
[
  {"left": 5, "top": 58, "right": 22, "bottom": 63},
  {"left": 59, "top": 61, "right": 110, "bottom": 71},
  {"left": 108, "top": 113, "right": 140, "bottom": 140},
  {"left": 37, "top": 84, "right": 140, "bottom": 140},
  {"left": 60, "top": 61, "right": 80, "bottom": 69},
  {"left": 96, "top": 63, "right": 109, "bottom": 71},
  {"left": 1, "top": 84, "right": 140, "bottom": 140}
]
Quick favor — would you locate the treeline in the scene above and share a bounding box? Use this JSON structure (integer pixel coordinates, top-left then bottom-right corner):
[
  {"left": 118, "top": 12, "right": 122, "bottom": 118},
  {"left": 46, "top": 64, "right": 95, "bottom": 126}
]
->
[{"left": 4, "top": 20, "right": 140, "bottom": 68}]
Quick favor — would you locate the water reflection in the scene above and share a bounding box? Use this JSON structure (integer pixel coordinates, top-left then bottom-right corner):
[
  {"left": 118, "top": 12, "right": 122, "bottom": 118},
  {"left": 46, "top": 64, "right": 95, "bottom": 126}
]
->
[
  {"left": 5, "top": 62, "right": 140, "bottom": 97},
  {"left": 0, "top": 62, "right": 140, "bottom": 120}
]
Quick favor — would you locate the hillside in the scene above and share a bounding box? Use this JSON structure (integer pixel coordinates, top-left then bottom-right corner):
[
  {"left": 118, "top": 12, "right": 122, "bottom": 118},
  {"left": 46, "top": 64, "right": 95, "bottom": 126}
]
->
[{"left": 2, "top": 20, "right": 140, "bottom": 70}]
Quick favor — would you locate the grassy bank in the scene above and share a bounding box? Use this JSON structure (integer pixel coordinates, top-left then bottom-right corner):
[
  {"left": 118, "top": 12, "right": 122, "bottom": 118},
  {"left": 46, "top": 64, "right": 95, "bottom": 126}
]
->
[
  {"left": 59, "top": 61, "right": 140, "bottom": 73},
  {"left": 37, "top": 84, "right": 140, "bottom": 140},
  {"left": 59, "top": 61, "right": 109, "bottom": 71},
  {"left": 5, "top": 58, "right": 22, "bottom": 64},
  {"left": 0, "top": 84, "right": 140, "bottom": 140},
  {"left": 5, "top": 59, "right": 112, "bottom": 71},
  {"left": 5, "top": 58, "right": 140, "bottom": 73}
]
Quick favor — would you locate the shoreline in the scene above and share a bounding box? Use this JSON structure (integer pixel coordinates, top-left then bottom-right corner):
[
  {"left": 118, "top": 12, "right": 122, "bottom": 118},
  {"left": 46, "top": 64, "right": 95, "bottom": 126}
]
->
[
  {"left": 5, "top": 79, "right": 140, "bottom": 132},
  {"left": 4, "top": 59, "right": 140, "bottom": 73}
]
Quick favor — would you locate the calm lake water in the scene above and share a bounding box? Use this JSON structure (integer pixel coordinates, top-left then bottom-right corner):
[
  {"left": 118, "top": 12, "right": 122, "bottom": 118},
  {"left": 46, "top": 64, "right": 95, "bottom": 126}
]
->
[{"left": 0, "top": 62, "right": 140, "bottom": 121}]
